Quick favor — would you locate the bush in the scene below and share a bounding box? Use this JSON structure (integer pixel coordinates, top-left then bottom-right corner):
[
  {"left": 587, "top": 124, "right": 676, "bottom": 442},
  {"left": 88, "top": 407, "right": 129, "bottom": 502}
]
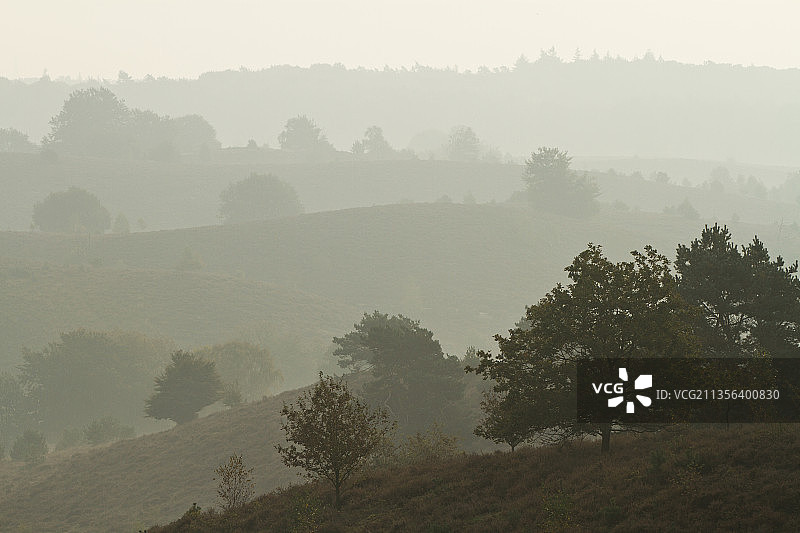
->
[
  {"left": 84, "top": 416, "right": 135, "bottom": 445},
  {"left": 10, "top": 430, "right": 48, "bottom": 464},
  {"left": 55, "top": 427, "right": 86, "bottom": 451},
  {"left": 399, "top": 424, "right": 460, "bottom": 464},
  {"left": 32, "top": 187, "right": 111, "bottom": 234},
  {"left": 219, "top": 173, "right": 304, "bottom": 224}
]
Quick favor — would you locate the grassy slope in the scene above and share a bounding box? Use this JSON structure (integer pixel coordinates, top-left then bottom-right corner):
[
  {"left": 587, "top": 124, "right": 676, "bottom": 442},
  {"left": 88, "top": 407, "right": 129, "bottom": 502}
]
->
[
  {"left": 148, "top": 424, "right": 800, "bottom": 532},
  {"left": 3, "top": 203, "right": 799, "bottom": 358},
  {"left": 0, "top": 389, "right": 303, "bottom": 533},
  {"left": 0, "top": 262, "right": 354, "bottom": 388}
]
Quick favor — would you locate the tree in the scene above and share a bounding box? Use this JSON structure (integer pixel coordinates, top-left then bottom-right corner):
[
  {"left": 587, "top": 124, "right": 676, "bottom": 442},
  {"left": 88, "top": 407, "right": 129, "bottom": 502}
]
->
[
  {"left": 523, "top": 147, "right": 599, "bottom": 215},
  {"left": 19, "top": 330, "right": 174, "bottom": 437},
  {"left": 474, "top": 389, "right": 536, "bottom": 452},
  {"left": 10, "top": 429, "right": 48, "bottom": 465},
  {"left": 351, "top": 126, "right": 396, "bottom": 159},
  {"left": 676, "top": 224, "right": 800, "bottom": 358},
  {"left": 194, "top": 341, "right": 282, "bottom": 401},
  {"left": 0, "top": 373, "right": 29, "bottom": 449},
  {"left": 145, "top": 351, "right": 223, "bottom": 425},
  {"left": 214, "top": 453, "right": 255, "bottom": 511},
  {"left": 333, "top": 312, "right": 465, "bottom": 434},
  {"left": 446, "top": 125, "right": 481, "bottom": 161},
  {"left": 43, "top": 87, "right": 131, "bottom": 157},
  {"left": 276, "top": 373, "right": 394, "bottom": 508},
  {"left": 471, "top": 244, "right": 698, "bottom": 452},
  {"left": 32, "top": 187, "right": 111, "bottom": 234},
  {"left": 219, "top": 173, "right": 303, "bottom": 224},
  {"left": 0, "top": 127, "right": 36, "bottom": 152},
  {"left": 277, "top": 115, "right": 333, "bottom": 153}
]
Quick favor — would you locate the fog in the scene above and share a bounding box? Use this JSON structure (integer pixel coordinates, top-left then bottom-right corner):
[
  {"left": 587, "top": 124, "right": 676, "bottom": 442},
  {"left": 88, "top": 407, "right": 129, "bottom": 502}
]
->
[{"left": 1, "top": 3, "right": 800, "bottom": 532}]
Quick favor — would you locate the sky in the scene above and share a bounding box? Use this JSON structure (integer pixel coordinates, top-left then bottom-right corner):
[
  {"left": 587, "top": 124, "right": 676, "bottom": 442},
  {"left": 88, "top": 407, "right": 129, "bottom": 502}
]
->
[{"left": 3, "top": 0, "right": 800, "bottom": 79}]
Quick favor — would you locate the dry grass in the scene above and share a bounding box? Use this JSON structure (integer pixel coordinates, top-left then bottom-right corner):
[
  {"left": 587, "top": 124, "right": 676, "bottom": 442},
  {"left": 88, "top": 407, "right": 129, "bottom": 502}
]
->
[{"left": 149, "top": 423, "right": 800, "bottom": 532}]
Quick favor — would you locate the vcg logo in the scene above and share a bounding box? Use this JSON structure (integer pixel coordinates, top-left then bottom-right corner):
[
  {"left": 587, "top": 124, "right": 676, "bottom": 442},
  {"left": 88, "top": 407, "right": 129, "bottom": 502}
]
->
[{"left": 591, "top": 367, "right": 653, "bottom": 413}]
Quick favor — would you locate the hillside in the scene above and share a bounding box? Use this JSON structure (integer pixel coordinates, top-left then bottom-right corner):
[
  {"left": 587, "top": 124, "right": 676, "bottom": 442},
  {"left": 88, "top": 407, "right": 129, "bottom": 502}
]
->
[
  {"left": 0, "top": 262, "right": 354, "bottom": 388},
  {"left": 3, "top": 203, "right": 800, "bottom": 358},
  {"left": 147, "top": 423, "right": 800, "bottom": 532},
  {"left": 0, "top": 390, "right": 302, "bottom": 533}
]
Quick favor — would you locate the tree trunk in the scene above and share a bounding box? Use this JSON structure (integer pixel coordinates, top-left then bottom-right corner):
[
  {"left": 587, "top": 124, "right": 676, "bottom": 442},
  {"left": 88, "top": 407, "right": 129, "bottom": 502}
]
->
[
  {"left": 334, "top": 482, "right": 341, "bottom": 509},
  {"left": 600, "top": 423, "right": 611, "bottom": 453}
]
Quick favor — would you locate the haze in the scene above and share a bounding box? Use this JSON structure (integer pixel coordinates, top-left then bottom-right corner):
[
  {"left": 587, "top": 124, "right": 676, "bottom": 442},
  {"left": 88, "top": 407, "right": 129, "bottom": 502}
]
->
[{"left": 4, "top": 0, "right": 800, "bottom": 79}]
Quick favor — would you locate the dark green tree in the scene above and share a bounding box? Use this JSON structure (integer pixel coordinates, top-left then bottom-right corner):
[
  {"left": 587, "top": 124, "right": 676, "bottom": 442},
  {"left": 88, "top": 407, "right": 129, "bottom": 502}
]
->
[
  {"left": 10, "top": 429, "right": 48, "bottom": 465},
  {"left": 523, "top": 147, "right": 599, "bottom": 215},
  {"left": 471, "top": 244, "right": 698, "bottom": 452},
  {"left": 219, "top": 173, "right": 303, "bottom": 224},
  {"left": 276, "top": 373, "right": 394, "bottom": 508},
  {"left": 145, "top": 351, "right": 223, "bottom": 424},
  {"left": 675, "top": 224, "right": 800, "bottom": 358},
  {"left": 32, "top": 187, "right": 111, "bottom": 234},
  {"left": 277, "top": 115, "right": 333, "bottom": 153},
  {"left": 333, "top": 312, "right": 464, "bottom": 434}
]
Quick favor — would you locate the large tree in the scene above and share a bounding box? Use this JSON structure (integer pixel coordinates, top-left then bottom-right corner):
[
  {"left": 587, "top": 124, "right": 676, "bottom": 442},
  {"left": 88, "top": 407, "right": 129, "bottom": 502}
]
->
[
  {"left": 144, "top": 350, "right": 223, "bottom": 425},
  {"left": 523, "top": 147, "right": 599, "bottom": 215},
  {"left": 277, "top": 115, "right": 334, "bottom": 153},
  {"left": 471, "top": 244, "right": 698, "bottom": 452},
  {"left": 276, "top": 373, "right": 394, "bottom": 508},
  {"left": 333, "top": 312, "right": 465, "bottom": 434}
]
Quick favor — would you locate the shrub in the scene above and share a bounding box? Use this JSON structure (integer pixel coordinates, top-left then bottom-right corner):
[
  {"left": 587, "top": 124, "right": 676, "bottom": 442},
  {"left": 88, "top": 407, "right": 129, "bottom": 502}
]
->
[
  {"left": 10, "top": 430, "right": 48, "bottom": 464},
  {"left": 399, "top": 424, "right": 460, "bottom": 464},
  {"left": 55, "top": 427, "right": 86, "bottom": 451},
  {"left": 213, "top": 453, "right": 255, "bottom": 511},
  {"left": 84, "top": 416, "right": 135, "bottom": 445}
]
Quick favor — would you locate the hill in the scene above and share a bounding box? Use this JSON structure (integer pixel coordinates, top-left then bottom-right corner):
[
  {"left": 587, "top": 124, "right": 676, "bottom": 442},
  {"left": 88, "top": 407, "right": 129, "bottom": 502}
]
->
[
  {"left": 0, "top": 390, "right": 302, "bottom": 533},
  {"left": 147, "top": 423, "right": 800, "bottom": 532},
  {"left": 0, "top": 262, "right": 354, "bottom": 388},
  {"left": 3, "top": 203, "right": 800, "bottom": 359}
]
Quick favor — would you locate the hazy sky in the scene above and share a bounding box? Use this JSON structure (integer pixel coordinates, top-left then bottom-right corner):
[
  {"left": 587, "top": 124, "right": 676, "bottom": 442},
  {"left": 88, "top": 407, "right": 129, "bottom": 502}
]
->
[{"left": 4, "top": 0, "right": 800, "bottom": 79}]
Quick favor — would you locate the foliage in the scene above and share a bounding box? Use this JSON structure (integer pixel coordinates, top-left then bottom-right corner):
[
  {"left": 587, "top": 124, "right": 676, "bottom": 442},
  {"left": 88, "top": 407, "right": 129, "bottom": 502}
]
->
[
  {"left": 0, "top": 127, "right": 36, "bottom": 152},
  {"left": 83, "top": 416, "right": 135, "bottom": 446},
  {"left": 10, "top": 429, "right": 48, "bottom": 464},
  {"left": 113, "top": 213, "right": 131, "bottom": 234},
  {"left": 219, "top": 173, "right": 303, "bottom": 224},
  {"left": 470, "top": 244, "right": 698, "bottom": 452},
  {"left": 213, "top": 453, "right": 255, "bottom": 511},
  {"left": 194, "top": 341, "right": 282, "bottom": 401},
  {"left": 145, "top": 350, "right": 223, "bottom": 425},
  {"left": 42, "top": 87, "right": 218, "bottom": 159},
  {"left": 676, "top": 224, "right": 800, "bottom": 358},
  {"left": 446, "top": 125, "right": 481, "bottom": 161},
  {"left": 44, "top": 87, "right": 131, "bottom": 157},
  {"left": 276, "top": 373, "right": 395, "bottom": 508},
  {"left": 663, "top": 198, "right": 700, "bottom": 220},
  {"left": 474, "top": 389, "right": 535, "bottom": 451},
  {"left": 19, "top": 329, "right": 173, "bottom": 437},
  {"left": 398, "top": 423, "right": 460, "bottom": 464},
  {"left": 333, "top": 311, "right": 465, "bottom": 434},
  {"left": 0, "top": 372, "right": 28, "bottom": 449},
  {"left": 32, "top": 187, "right": 111, "bottom": 234},
  {"left": 523, "top": 147, "right": 599, "bottom": 215},
  {"left": 351, "top": 126, "right": 411, "bottom": 160},
  {"left": 277, "top": 115, "right": 334, "bottom": 153},
  {"left": 289, "top": 492, "right": 322, "bottom": 533},
  {"left": 55, "top": 427, "right": 86, "bottom": 451}
]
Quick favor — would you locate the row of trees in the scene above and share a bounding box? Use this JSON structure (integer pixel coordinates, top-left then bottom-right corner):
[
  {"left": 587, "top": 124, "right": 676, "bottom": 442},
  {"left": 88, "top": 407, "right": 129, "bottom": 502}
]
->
[
  {"left": 470, "top": 224, "right": 800, "bottom": 452},
  {"left": 44, "top": 87, "right": 218, "bottom": 159}
]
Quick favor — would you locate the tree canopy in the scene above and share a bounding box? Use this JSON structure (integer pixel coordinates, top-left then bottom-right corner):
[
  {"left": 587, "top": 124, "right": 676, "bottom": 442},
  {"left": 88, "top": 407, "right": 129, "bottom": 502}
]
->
[
  {"left": 144, "top": 350, "right": 223, "bottom": 425},
  {"left": 277, "top": 115, "right": 334, "bottom": 153},
  {"left": 33, "top": 187, "right": 111, "bottom": 234},
  {"left": 333, "top": 311, "right": 465, "bottom": 434},
  {"left": 219, "top": 173, "right": 303, "bottom": 224},
  {"left": 276, "top": 373, "right": 394, "bottom": 508},
  {"left": 471, "top": 244, "right": 698, "bottom": 452},
  {"left": 446, "top": 125, "right": 481, "bottom": 161},
  {"left": 523, "top": 147, "right": 599, "bottom": 215}
]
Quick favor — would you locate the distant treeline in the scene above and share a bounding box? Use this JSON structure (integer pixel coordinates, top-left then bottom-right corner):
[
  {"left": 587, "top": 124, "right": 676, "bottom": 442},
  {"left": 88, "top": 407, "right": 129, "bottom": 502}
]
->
[{"left": 2, "top": 56, "right": 800, "bottom": 164}]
